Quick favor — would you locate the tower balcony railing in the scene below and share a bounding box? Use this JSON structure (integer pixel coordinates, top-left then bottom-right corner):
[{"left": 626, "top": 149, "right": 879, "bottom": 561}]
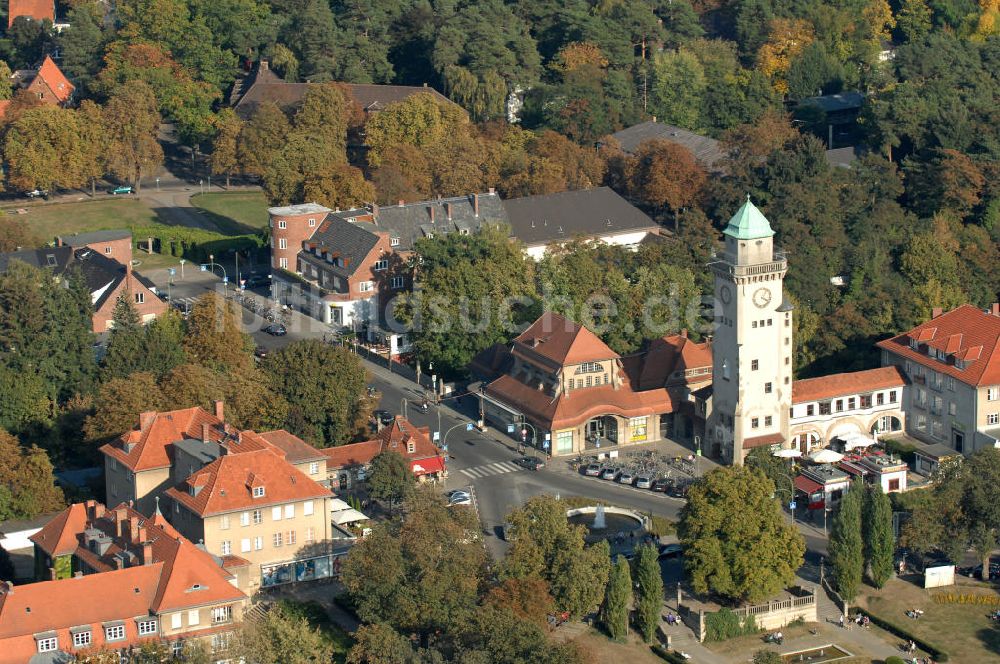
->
[{"left": 709, "top": 254, "right": 789, "bottom": 278}]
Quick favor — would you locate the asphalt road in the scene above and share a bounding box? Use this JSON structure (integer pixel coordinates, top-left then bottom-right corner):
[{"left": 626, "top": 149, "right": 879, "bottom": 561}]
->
[{"left": 147, "top": 270, "right": 831, "bottom": 560}]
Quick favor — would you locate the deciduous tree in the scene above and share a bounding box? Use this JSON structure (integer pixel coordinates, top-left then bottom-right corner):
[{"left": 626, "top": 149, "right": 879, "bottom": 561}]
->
[
  {"left": 4, "top": 106, "right": 86, "bottom": 191},
  {"left": 234, "top": 602, "right": 333, "bottom": 664},
  {"left": 183, "top": 293, "right": 254, "bottom": 373},
  {"left": 679, "top": 466, "right": 804, "bottom": 603},
  {"left": 364, "top": 93, "right": 468, "bottom": 167},
  {"left": 625, "top": 139, "right": 707, "bottom": 223},
  {"left": 0, "top": 429, "right": 64, "bottom": 518},
  {"left": 210, "top": 108, "right": 242, "bottom": 188},
  {"left": 367, "top": 450, "right": 414, "bottom": 515},
  {"left": 103, "top": 81, "right": 164, "bottom": 192},
  {"left": 84, "top": 372, "right": 165, "bottom": 441}
]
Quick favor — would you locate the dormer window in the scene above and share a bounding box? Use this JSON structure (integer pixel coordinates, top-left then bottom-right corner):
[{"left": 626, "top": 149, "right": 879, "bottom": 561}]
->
[
  {"left": 278, "top": 220, "right": 287, "bottom": 229},
  {"left": 391, "top": 237, "right": 400, "bottom": 247},
  {"left": 374, "top": 259, "right": 389, "bottom": 271},
  {"left": 407, "top": 441, "right": 415, "bottom": 454},
  {"left": 308, "top": 218, "right": 316, "bottom": 227},
  {"left": 252, "top": 486, "right": 265, "bottom": 498}
]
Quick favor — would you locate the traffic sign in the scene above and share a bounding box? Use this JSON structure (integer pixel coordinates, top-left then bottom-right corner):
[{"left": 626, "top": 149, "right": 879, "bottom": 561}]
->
[
  {"left": 789, "top": 501, "right": 797, "bottom": 510},
  {"left": 167, "top": 268, "right": 176, "bottom": 276},
  {"left": 433, "top": 431, "right": 440, "bottom": 442},
  {"left": 466, "top": 423, "right": 474, "bottom": 431},
  {"left": 521, "top": 428, "right": 527, "bottom": 437},
  {"left": 544, "top": 433, "right": 550, "bottom": 441},
  {"left": 200, "top": 264, "right": 208, "bottom": 272},
  {"left": 507, "top": 424, "right": 515, "bottom": 434},
  {"left": 543, "top": 440, "right": 550, "bottom": 450},
  {"left": 223, "top": 276, "right": 228, "bottom": 283}
]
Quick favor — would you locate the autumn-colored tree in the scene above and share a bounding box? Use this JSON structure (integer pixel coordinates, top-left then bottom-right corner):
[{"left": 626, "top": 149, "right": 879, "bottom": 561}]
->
[
  {"left": 4, "top": 106, "right": 87, "bottom": 191},
  {"left": 238, "top": 101, "right": 290, "bottom": 178},
  {"left": 0, "top": 61, "right": 12, "bottom": 100},
  {"left": 907, "top": 149, "right": 986, "bottom": 219},
  {"left": 303, "top": 163, "right": 375, "bottom": 210},
  {"left": 364, "top": 93, "right": 468, "bottom": 166},
  {"left": 103, "top": 81, "right": 163, "bottom": 192},
  {"left": 757, "top": 18, "right": 815, "bottom": 95},
  {"left": 0, "top": 429, "right": 64, "bottom": 518},
  {"left": 84, "top": 372, "right": 165, "bottom": 441},
  {"left": 77, "top": 100, "right": 108, "bottom": 197},
  {"left": 292, "top": 82, "right": 351, "bottom": 164},
  {"left": 183, "top": 293, "right": 255, "bottom": 373},
  {"left": 530, "top": 130, "right": 606, "bottom": 191},
  {"left": 484, "top": 577, "right": 556, "bottom": 628},
  {"left": 0, "top": 216, "right": 38, "bottom": 252},
  {"left": 626, "top": 139, "right": 707, "bottom": 223},
  {"left": 552, "top": 41, "right": 608, "bottom": 74},
  {"left": 158, "top": 362, "right": 221, "bottom": 411},
  {"left": 372, "top": 143, "right": 433, "bottom": 203},
  {"left": 210, "top": 108, "right": 242, "bottom": 187}
]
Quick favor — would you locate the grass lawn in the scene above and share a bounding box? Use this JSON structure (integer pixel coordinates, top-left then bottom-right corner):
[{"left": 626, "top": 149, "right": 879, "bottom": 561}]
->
[
  {"left": 190, "top": 191, "right": 269, "bottom": 234},
  {"left": 560, "top": 629, "right": 665, "bottom": 664},
  {"left": 859, "top": 576, "right": 1000, "bottom": 662},
  {"left": 1, "top": 198, "right": 159, "bottom": 243}
]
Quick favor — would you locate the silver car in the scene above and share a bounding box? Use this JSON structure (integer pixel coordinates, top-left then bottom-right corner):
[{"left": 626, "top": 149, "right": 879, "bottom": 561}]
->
[
  {"left": 634, "top": 476, "right": 652, "bottom": 489},
  {"left": 600, "top": 468, "right": 618, "bottom": 480},
  {"left": 617, "top": 472, "right": 635, "bottom": 485}
]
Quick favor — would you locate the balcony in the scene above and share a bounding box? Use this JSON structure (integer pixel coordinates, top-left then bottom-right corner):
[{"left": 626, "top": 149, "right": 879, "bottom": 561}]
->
[{"left": 710, "top": 256, "right": 789, "bottom": 279}]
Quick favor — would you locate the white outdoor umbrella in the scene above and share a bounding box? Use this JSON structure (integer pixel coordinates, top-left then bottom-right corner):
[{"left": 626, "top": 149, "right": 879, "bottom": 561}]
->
[
  {"left": 332, "top": 508, "right": 370, "bottom": 525},
  {"left": 848, "top": 438, "right": 876, "bottom": 450},
  {"left": 809, "top": 448, "right": 844, "bottom": 464},
  {"left": 773, "top": 449, "right": 802, "bottom": 458}
]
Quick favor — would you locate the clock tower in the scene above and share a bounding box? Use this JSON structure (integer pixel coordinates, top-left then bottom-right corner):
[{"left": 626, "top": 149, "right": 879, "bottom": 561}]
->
[{"left": 708, "top": 197, "right": 793, "bottom": 464}]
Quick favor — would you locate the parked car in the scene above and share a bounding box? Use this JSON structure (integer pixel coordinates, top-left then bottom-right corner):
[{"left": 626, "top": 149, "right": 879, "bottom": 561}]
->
[
  {"left": 634, "top": 476, "right": 652, "bottom": 489},
  {"left": 617, "top": 472, "right": 635, "bottom": 485},
  {"left": 658, "top": 543, "right": 684, "bottom": 559},
  {"left": 600, "top": 468, "right": 618, "bottom": 480},
  {"left": 254, "top": 346, "right": 268, "bottom": 360},
  {"left": 263, "top": 323, "right": 286, "bottom": 336},
  {"left": 446, "top": 490, "right": 472, "bottom": 506},
  {"left": 373, "top": 410, "right": 394, "bottom": 426},
  {"left": 108, "top": 185, "right": 133, "bottom": 195},
  {"left": 650, "top": 478, "right": 671, "bottom": 493},
  {"left": 24, "top": 189, "right": 48, "bottom": 199},
  {"left": 583, "top": 463, "right": 602, "bottom": 477},
  {"left": 513, "top": 456, "right": 544, "bottom": 471},
  {"left": 667, "top": 483, "right": 689, "bottom": 498},
  {"left": 243, "top": 273, "right": 270, "bottom": 289}
]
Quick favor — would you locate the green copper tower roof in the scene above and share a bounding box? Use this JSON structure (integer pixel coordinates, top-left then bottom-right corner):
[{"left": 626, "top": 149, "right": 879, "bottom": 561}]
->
[{"left": 723, "top": 196, "right": 774, "bottom": 240}]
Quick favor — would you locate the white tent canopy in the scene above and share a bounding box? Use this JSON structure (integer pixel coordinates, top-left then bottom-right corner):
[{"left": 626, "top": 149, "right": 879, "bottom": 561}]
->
[
  {"left": 329, "top": 498, "right": 352, "bottom": 512},
  {"left": 842, "top": 431, "right": 876, "bottom": 450},
  {"left": 773, "top": 449, "right": 802, "bottom": 458},
  {"left": 332, "top": 508, "right": 369, "bottom": 525},
  {"left": 809, "top": 448, "right": 845, "bottom": 464}
]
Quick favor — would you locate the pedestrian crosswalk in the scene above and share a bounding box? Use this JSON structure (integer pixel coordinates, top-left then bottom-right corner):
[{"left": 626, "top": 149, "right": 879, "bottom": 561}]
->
[{"left": 458, "top": 461, "right": 522, "bottom": 479}]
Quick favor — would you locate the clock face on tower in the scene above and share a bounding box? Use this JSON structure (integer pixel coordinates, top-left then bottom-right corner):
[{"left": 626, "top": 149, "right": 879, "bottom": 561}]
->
[
  {"left": 753, "top": 287, "right": 772, "bottom": 308},
  {"left": 719, "top": 285, "right": 732, "bottom": 304}
]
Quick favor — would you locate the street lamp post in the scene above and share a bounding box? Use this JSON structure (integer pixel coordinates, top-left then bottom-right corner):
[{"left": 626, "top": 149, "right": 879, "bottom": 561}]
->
[
  {"left": 441, "top": 422, "right": 471, "bottom": 451},
  {"left": 179, "top": 258, "right": 186, "bottom": 279},
  {"left": 166, "top": 267, "right": 176, "bottom": 303},
  {"left": 400, "top": 398, "right": 408, "bottom": 420}
]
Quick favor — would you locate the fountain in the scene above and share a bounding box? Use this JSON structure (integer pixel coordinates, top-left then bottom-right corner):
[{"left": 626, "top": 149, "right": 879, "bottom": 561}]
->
[{"left": 593, "top": 504, "right": 607, "bottom": 530}]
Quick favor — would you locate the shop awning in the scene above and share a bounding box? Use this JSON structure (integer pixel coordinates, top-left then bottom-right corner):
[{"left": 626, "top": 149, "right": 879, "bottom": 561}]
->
[
  {"left": 743, "top": 433, "right": 784, "bottom": 449},
  {"left": 411, "top": 456, "right": 446, "bottom": 476},
  {"left": 794, "top": 475, "right": 823, "bottom": 495}
]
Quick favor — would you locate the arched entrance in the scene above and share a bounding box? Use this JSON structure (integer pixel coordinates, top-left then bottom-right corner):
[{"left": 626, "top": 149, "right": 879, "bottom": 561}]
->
[
  {"left": 871, "top": 416, "right": 902, "bottom": 435},
  {"left": 585, "top": 415, "right": 619, "bottom": 449}
]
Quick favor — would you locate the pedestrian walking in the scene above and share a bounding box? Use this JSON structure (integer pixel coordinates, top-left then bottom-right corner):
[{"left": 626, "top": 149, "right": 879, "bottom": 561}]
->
[{"left": 838, "top": 615, "right": 845, "bottom": 629}]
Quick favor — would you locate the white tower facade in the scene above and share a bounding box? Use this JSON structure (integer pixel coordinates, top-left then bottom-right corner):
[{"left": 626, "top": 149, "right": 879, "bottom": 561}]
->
[{"left": 708, "top": 198, "right": 793, "bottom": 464}]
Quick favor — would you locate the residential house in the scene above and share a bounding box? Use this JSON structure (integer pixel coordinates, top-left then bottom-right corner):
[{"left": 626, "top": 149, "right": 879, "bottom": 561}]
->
[
  {"left": 322, "top": 416, "right": 447, "bottom": 491},
  {"left": 0, "top": 512, "right": 58, "bottom": 581},
  {"left": 0, "top": 500, "right": 247, "bottom": 664},
  {"left": 877, "top": 303, "right": 1000, "bottom": 454},
  {"left": 7, "top": 0, "right": 54, "bottom": 27},
  {"left": 59, "top": 229, "right": 133, "bottom": 266},
  {"left": 101, "top": 403, "right": 339, "bottom": 590},
  {"left": 610, "top": 120, "right": 725, "bottom": 173},
  {"left": 501, "top": 187, "right": 661, "bottom": 260},
  {"left": 230, "top": 59, "right": 458, "bottom": 122},
  {"left": 25, "top": 55, "right": 74, "bottom": 106},
  {"left": 0, "top": 244, "right": 167, "bottom": 332}
]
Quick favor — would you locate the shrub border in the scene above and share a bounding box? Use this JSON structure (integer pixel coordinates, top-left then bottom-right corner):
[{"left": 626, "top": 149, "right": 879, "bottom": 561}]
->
[
  {"left": 650, "top": 645, "right": 690, "bottom": 663},
  {"left": 852, "top": 607, "right": 949, "bottom": 662}
]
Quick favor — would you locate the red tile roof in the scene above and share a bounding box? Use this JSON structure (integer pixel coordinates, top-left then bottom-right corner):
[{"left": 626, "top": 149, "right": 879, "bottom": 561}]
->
[
  {"left": 100, "top": 407, "right": 226, "bottom": 472},
  {"left": 791, "top": 366, "right": 908, "bottom": 403},
  {"left": 166, "top": 449, "right": 331, "bottom": 517},
  {"left": 258, "top": 429, "right": 326, "bottom": 463},
  {"left": 512, "top": 312, "right": 619, "bottom": 368},
  {"left": 876, "top": 304, "right": 1000, "bottom": 387},
  {"left": 321, "top": 417, "right": 445, "bottom": 471},
  {"left": 7, "top": 0, "right": 53, "bottom": 27},
  {"left": 484, "top": 372, "right": 674, "bottom": 432},
  {"left": 635, "top": 333, "right": 712, "bottom": 390},
  {"left": 34, "top": 55, "right": 73, "bottom": 103},
  {"left": 794, "top": 475, "right": 823, "bottom": 495},
  {"left": 29, "top": 502, "right": 89, "bottom": 557},
  {"left": 742, "top": 433, "right": 785, "bottom": 449},
  {"left": 410, "top": 456, "right": 446, "bottom": 476}
]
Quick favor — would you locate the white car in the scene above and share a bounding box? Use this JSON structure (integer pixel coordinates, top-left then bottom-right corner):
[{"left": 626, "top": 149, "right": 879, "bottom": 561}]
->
[{"left": 446, "top": 490, "right": 472, "bottom": 506}]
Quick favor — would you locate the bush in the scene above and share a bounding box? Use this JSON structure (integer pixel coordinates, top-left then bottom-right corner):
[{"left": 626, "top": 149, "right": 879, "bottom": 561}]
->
[
  {"left": 704, "top": 608, "right": 760, "bottom": 642},
  {"left": 932, "top": 591, "right": 1000, "bottom": 607},
  {"left": 650, "top": 646, "right": 690, "bottom": 663},
  {"left": 885, "top": 657, "right": 907, "bottom": 664},
  {"left": 882, "top": 437, "right": 916, "bottom": 464},
  {"left": 648, "top": 514, "right": 676, "bottom": 537},
  {"left": 752, "top": 651, "right": 782, "bottom": 664},
  {"left": 852, "top": 607, "right": 949, "bottom": 662}
]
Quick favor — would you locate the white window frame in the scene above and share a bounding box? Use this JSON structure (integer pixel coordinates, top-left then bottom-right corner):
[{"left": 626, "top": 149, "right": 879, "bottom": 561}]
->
[
  {"left": 305, "top": 527, "right": 315, "bottom": 543},
  {"left": 272, "top": 506, "right": 282, "bottom": 521},
  {"left": 278, "top": 238, "right": 287, "bottom": 250},
  {"left": 135, "top": 292, "right": 144, "bottom": 304},
  {"left": 187, "top": 610, "right": 200, "bottom": 627},
  {"left": 279, "top": 257, "right": 288, "bottom": 269},
  {"left": 358, "top": 281, "right": 374, "bottom": 293},
  {"left": 309, "top": 462, "right": 319, "bottom": 475},
  {"left": 287, "top": 529, "right": 297, "bottom": 545},
  {"left": 390, "top": 237, "right": 400, "bottom": 246},
  {"left": 273, "top": 532, "right": 283, "bottom": 547},
  {"left": 211, "top": 606, "right": 233, "bottom": 624},
  {"left": 278, "top": 220, "right": 287, "bottom": 229},
  {"left": 72, "top": 630, "right": 92, "bottom": 648},
  {"left": 137, "top": 619, "right": 158, "bottom": 636},
  {"left": 252, "top": 509, "right": 262, "bottom": 524},
  {"left": 37, "top": 637, "right": 58, "bottom": 653},
  {"left": 253, "top": 486, "right": 265, "bottom": 498},
  {"left": 284, "top": 504, "right": 294, "bottom": 519},
  {"left": 391, "top": 276, "right": 404, "bottom": 289},
  {"left": 989, "top": 413, "right": 1000, "bottom": 425},
  {"left": 220, "top": 514, "right": 230, "bottom": 530},
  {"left": 303, "top": 500, "right": 314, "bottom": 516},
  {"left": 171, "top": 613, "right": 182, "bottom": 630},
  {"left": 240, "top": 538, "right": 251, "bottom": 553},
  {"left": 989, "top": 387, "right": 999, "bottom": 401},
  {"left": 373, "top": 259, "right": 389, "bottom": 271},
  {"left": 105, "top": 624, "right": 126, "bottom": 642},
  {"left": 240, "top": 511, "right": 249, "bottom": 527},
  {"left": 221, "top": 540, "right": 231, "bottom": 555},
  {"left": 308, "top": 218, "right": 316, "bottom": 227},
  {"left": 254, "top": 536, "right": 263, "bottom": 550}
]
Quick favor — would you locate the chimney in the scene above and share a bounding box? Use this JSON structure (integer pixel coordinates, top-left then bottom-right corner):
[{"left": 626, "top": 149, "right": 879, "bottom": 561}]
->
[
  {"left": 398, "top": 199, "right": 404, "bottom": 207},
  {"left": 141, "top": 541, "right": 153, "bottom": 565},
  {"left": 473, "top": 193, "right": 479, "bottom": 217},
  {"left": 932, "top": 307, "right": 943, "bottom": 319},
  {"left": 488, "top": 187, "right": 495, "bottom": 195},
  {"left": 992, "top": 303, "right": 1000, "bottom": 317},
  {"left": 202, "top": 423, "right": 211, "bottom": 443},
  {"left": 139, "top": 411, "right": 155, "bottom": 429},
  {"left": 260, "top": 59, "right": 269, "bottom": 71},
  {"left": 681, "top": 329, "right": 688, "bottom": 338},
  {"left": 129, "top": 519, "right": 139, "bottom": 545},
  {"left": 56, "top": 236, "right": 63, "bottom": 247},
  {"left": 214, "top": 400, "right": 225, "bottom": 422},
  {"left": 115, "top": 508, "right": 128, "bottom": 537},
  {"left": 137, "top": 526, "right": 147, "bottom": 543},
  {"left": 446, "top": 203, "right": 453, "bottom": 221},
  {"left": 429, "top": 206, "right": 435, "bottom": 223},
  {"left": 114, "top": 556, "right": 124, "bottom": 570},
  {"left": 126, "top": 259, "right": 132, "bottom": 282}
]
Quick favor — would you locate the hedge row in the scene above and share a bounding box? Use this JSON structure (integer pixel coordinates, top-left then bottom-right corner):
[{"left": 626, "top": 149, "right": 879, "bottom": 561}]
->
[
  {"left": 130, "top": 223, "right": 265, "bottom": 263},
  {"left": 853, "top": 607, "right": 949, "bottom": 662}
]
